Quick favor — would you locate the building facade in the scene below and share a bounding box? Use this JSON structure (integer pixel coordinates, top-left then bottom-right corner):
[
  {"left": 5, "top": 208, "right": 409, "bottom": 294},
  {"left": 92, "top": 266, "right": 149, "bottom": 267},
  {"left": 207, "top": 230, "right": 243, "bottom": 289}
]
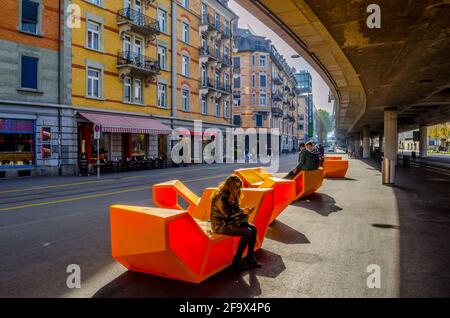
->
[
  {"left": 295, "top": 70, "right": 314, "bottom": 140},
  {"left": 71, "top": 0, "right": 237, "bottom": 171},
  {"left": 0, "top": 0, "right": 75, "bottom": 178},
  {"left": 232, "top": 27, "right": 303, "bottom": 153}
]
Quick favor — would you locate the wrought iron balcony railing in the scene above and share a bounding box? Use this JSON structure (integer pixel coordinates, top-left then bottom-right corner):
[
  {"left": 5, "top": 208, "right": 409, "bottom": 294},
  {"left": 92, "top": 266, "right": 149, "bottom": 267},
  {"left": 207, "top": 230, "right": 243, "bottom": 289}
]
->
[
  {"left": 117, "top": 51, "right": 160, "bottom": 73},
  {"left": 117, "top": 8, "right": 160, "bottom": 34}
]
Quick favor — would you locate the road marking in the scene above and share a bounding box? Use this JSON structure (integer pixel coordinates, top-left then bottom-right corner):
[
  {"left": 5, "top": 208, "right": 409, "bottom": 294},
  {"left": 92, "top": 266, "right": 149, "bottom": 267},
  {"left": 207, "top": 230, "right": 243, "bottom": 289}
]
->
[
  {"left": 0, "top": 173, "right": 230, "bottom": 212},
  {"left": 0, "top": 179, "right": 114, "bottom": 194}
]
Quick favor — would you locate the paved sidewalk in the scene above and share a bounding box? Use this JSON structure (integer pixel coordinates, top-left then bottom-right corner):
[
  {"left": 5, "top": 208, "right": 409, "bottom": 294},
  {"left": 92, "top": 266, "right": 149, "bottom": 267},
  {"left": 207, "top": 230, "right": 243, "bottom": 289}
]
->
[{"left": 88, "top": 157, "right": 449, "bottom": 298}]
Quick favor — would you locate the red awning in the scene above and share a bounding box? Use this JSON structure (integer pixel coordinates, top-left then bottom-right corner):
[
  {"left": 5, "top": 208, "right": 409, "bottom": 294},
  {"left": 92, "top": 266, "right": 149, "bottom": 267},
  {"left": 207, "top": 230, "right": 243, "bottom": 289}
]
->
[{"left": 79, "top": 112, "right": 172, "bottom": 135}]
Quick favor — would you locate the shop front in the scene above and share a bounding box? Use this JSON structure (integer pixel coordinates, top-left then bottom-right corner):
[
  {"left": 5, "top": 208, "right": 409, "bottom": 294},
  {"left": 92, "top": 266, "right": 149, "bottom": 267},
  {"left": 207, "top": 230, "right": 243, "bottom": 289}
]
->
[
  {"left": 0, "top": 118, "right": 35, "bottom": 177},
  {"left": 77, "top": 112, "right": 172, "bottom": 175}
]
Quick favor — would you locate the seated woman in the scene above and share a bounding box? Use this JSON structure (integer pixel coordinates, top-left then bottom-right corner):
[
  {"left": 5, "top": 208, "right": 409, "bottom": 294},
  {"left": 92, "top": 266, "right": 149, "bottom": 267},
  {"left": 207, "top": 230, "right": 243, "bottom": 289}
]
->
[{"left": 210, "top": 175, "right": 262, "bottom": 271}]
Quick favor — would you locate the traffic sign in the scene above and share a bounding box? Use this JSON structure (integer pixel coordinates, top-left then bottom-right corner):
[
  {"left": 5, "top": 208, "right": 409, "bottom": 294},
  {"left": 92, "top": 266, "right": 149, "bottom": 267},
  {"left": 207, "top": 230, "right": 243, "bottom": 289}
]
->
[{"left": 94, "top": 124, "right": 101, "bottom": 139}]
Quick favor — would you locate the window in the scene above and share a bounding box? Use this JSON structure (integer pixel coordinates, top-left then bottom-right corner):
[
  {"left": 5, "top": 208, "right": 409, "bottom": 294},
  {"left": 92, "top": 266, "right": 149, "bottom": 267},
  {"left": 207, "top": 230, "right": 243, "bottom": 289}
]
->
[
  {"left": 259, "top": 92, "right": 266, "bottom": 105},
  {"left": 233, "top": 115, "right": 241, "bottom": 126},
  {"left": 87, "top": 68, "right": 100, "bottom": 97},
  {"left": 87, "top": 21, "right": 100, "bottom": 50},
  {"left": 21, "top": 0, "right": 39, "bottom": 34},
  {"left": 201, "top": 35, "right": 207, "bottom": 49},
  {"left": 215, "top": 99, "right": 220, "bottom": 117},
  {"left": 157, "top": 45, "right": 167, "bottom": 70},
  {"left": 134, "top": 79, "right": 142, "bottom": 103},
  {"left": 157, "top": 8, "right": 167, "bottom": 33},
  {"left": 259, "top": 55, "right": 266, "bottom": 67},
  {"left": 255, "top": 114, "right": 263, "bottom": 127},
  {"left": 124, "top": 77, "right": 131, "bottom": 102},
  {"left": 181, "top": 0, "right": 190, "bottom": 9},
  {"left": 181, "top": 55, "right": 190, "bottom": 76},
  {"left": 201, "top": 95, "right": 207, "bottom": 114},
  {"left": 234, "top": 76, "right": 240, "bottom": 88},
  {"left": 233, "top": 57, "right": 240, "bottom": 68},
  {"left": 201, "top": 64, "right": 207, "bottom": 86},
  {"left": 215, "top": 71, "right": 220, "bottom": 89},
  {"left": 87, "top": 0, "right": 102, "bottom": 6},
  {"left": 224, "top": 100, "right": 230, "bottom": 118},
  {"left": 181, "top": 22, "right": 190, "bottom": 43},
  {"left": 252, "top": 55, "right": 255, "bottom": 66},
  {"left": 158, "top": 83, "right": 167, "bottom": 108},
  {"left": 251, "top": 93, "right": 256, "bottom": 105},
  {"left": 21, "top": 56, "right": 38, "bottom": 89},
  {"left": 0, "top": 119, "right": 35, "bottom": 167},
  {"left": 260, "top": 73, "right": 267, "bottom": 87},
  {"left": 224, "top": 73, "right": 230, "bottom": 90},
  {"left": 299, "top": 114, "right": 304, "bottom": 120},
  {"left": 234, "top": 95, "right": 241, "bottom": 107},
  {"left": 201, "top": 3, "right": 208, "bottom": 23},
  {"left": 252, "top": 74, "right": 256, "bottom": 87},
  {"left": 215, "top": 13, "right": 220, "bottom": 29},
  {"left": 181, "top": 88, "right": 190, "bottom": 111}
]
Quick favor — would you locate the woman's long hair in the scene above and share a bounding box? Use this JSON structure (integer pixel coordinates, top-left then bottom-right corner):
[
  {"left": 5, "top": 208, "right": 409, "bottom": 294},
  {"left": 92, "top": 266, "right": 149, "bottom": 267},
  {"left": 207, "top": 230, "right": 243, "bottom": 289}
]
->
[{"left": 211, "top": 175, "right": 243, "bottom": 205}]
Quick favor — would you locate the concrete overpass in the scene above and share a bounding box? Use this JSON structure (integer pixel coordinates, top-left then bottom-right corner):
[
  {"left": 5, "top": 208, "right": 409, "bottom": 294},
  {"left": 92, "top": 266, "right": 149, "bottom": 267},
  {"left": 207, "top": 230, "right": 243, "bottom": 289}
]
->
[{"left": 235, "top": 0, "right": 450, "bottom": 181}]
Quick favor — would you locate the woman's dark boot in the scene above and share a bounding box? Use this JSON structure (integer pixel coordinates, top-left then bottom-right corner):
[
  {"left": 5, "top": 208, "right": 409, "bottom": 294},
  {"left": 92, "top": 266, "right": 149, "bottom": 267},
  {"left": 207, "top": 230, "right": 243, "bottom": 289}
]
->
[
  {"left": 232, "top": 255, "right": 251, "bottom": 271},
  {"left": 245, "top": 255, "right": 262, "bottom": 269}
]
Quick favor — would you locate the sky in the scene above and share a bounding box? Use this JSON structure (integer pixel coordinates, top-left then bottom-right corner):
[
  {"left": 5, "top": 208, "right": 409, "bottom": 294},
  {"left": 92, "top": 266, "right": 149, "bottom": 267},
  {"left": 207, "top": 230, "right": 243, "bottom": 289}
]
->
[{"left": 228, "top": 0, "right": 334, "bottom": 114}]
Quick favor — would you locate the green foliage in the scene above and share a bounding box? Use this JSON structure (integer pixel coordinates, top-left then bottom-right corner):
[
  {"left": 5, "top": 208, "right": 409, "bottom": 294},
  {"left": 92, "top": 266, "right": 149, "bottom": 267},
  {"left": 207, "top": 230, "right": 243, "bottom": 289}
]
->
[{"left": 316, "top": 109, "right": 333, "bottom": 143}]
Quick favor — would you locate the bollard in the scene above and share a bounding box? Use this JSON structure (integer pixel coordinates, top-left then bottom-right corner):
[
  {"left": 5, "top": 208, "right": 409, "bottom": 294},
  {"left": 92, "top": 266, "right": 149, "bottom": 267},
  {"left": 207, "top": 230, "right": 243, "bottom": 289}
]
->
[{"left": 382, "top": 158, "right": 395, "bottom": 184}]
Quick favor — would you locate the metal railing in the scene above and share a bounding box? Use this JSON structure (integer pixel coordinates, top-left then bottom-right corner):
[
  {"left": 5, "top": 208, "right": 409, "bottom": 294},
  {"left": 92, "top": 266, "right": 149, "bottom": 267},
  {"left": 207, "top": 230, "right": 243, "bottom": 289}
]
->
[
  {"left": 117, "top": 8, "right": 160, "bottom": 33},
  {"left": 201, "top": 14, "right": 222, "bottom": 31},
  {"left": 117, "top": 51, "right": 160, "bottom": 73},
  {"left": 200, "top": 46, "right": 221, "bottom": 60},
  {"left": 200, "top": 77, "right": 231, "bottom": 93}
]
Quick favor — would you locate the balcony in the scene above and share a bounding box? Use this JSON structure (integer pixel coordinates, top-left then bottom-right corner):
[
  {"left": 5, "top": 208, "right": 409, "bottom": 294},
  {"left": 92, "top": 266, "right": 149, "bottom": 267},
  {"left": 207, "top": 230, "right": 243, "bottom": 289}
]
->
[
  {"left": 221, "top": 55, "right": 232, "bottom": 67},
  {"left": 273, "top": 76, "right": 283, "bottom": 86},
  {"left": 117, "top": 51, "right": 160, "bottom": 82},
  {"left": 200, "top": 78, "right": 232, "bottom": 95},
  {"left": 272, "top": 91, "right": 283, "bottom": 101},
  {"left": 117, "top": 8, "right": 160, "bottom": 43},
  {"left": 200, "top": 46, "right": 222, "bottom": 64},
  {"left": 271, "top": 107, "right": 283, "bottom": 117},
  {"left": 200, "top": 14, "right": 222, "bottom": 34},
  {"left": 222, "top": 29, "right": 232, "bottom": 39}
]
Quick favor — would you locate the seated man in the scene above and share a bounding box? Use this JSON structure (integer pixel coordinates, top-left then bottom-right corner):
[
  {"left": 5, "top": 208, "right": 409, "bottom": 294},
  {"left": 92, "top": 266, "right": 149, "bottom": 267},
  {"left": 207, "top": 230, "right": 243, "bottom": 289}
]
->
[{"left": 284, "top": 141, "right": 318, "bottom": 179}]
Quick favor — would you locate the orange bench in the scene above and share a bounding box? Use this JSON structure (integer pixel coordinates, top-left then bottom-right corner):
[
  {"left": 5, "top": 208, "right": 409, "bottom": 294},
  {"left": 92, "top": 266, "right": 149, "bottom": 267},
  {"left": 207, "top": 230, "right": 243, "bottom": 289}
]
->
[
  {"left": 111, "top": 187, "right": 274, "bottom": 283},
  {"left": 234, "top": 167, "right": 323, "bottom": 201},
  {"left": 324, "top": 156, "right": 342, "bottom": 161},
  {"left": 323, "top": 160, "right": 348, "bottom": 178}
]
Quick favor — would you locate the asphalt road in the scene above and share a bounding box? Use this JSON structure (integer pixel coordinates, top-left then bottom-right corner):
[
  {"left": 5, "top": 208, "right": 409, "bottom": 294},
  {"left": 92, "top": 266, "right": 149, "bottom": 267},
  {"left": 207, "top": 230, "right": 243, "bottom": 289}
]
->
[
  {"left": 0, "top": 156, "right": 296, "bottom": 297},
  {"left": 1, "top": 153, "right": 449, "bottom": 298}
]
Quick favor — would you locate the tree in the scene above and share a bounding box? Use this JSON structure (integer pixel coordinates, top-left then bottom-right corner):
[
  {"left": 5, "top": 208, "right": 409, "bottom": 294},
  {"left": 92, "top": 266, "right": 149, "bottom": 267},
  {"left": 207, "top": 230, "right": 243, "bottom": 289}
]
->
[{"left": 316, "top": 109, "right": 333, "bottom": 144}]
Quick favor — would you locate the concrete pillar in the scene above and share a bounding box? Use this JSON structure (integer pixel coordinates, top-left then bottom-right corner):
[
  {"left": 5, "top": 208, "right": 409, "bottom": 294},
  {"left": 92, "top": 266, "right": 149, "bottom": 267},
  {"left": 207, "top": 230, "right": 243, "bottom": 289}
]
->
[
  {"left": 383, "top": 108, "right": 397, "bottom": 184},
  {"left": 379, "top": 135, "right": 383, "bottom": 153},
  {"left": 419, "top": 125, "right": 427, "bottom": 157},
  {"left": 354, "top": 133, "right": 361, "bottom": 158},
  {"left": 363, "top": 125, "right": 371, "bottom": 158}
]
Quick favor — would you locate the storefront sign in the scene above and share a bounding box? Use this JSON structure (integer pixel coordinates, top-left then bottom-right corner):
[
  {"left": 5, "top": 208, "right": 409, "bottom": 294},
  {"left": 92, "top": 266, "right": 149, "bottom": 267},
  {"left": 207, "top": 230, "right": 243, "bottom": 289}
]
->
[{"left": 0, "top": 119, "right": 34, "bottom": 133}]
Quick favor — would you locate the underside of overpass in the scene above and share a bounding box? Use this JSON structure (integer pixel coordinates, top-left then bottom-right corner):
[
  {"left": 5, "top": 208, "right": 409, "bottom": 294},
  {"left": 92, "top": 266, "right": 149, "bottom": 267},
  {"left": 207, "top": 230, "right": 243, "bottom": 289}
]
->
[{"left": 236, "top": 0, "right": 450, "bottom": 140}]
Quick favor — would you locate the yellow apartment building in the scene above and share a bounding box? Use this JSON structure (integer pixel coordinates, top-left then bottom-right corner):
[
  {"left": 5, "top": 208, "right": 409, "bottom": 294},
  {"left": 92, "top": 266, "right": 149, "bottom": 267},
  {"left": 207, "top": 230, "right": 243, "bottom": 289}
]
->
[{"left": 71, "top": 0, "right": 237, "bottom": 171}]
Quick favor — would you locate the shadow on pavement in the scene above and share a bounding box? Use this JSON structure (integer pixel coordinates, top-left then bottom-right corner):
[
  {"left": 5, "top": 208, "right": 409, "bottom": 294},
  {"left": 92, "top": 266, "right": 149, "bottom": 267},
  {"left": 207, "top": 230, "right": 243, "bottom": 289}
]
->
[
  {"left": 266, "top": 220, "right": 310, "bottom": 244},
  {"left": 326, "top": 177, "right": 357, "bottom": 181},
  {"left": 291, "top": 193, "right": 343, "bottom": 216},
  {"left": 359, "top": 158, "right": 450, "bottom": 297},
  {"left": 92, "top": 249, "right": 285, "bottom": 298}
]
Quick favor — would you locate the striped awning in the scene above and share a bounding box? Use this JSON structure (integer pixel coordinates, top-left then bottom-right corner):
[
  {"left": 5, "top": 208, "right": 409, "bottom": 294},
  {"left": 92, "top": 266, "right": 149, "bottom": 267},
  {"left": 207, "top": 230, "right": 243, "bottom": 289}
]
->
[{"left": 79, "top": 112, "right": 172, "bottom": 135}]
